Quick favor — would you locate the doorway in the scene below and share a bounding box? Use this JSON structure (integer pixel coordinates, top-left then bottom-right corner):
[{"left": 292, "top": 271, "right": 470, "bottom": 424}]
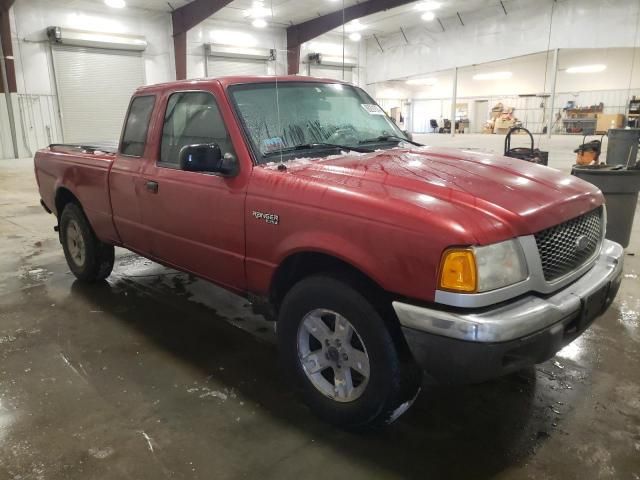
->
[{"left": 473, "top": 100, "right": 489, "bottom": 133}]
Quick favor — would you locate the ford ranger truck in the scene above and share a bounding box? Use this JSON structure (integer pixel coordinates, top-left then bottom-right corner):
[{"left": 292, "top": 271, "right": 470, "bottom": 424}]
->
[{"left": 34, "top": 77, "right": 624, "bottom": 428}]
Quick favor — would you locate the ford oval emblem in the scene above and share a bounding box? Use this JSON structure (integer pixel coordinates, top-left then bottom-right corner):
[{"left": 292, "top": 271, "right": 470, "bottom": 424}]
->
[{"left": 575, "top": 235, "right": 589, "bottom": 251}]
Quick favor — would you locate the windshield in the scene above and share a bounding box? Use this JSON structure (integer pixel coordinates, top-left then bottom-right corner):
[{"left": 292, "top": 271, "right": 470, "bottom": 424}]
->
[{"left": 229, "top": 82, "right": 407, "bottom": 164}]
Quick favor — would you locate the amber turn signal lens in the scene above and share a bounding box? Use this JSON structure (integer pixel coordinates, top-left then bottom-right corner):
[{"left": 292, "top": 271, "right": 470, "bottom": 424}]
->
[{"left": 438, "top": 249, "right": 477, "bottom": 292}]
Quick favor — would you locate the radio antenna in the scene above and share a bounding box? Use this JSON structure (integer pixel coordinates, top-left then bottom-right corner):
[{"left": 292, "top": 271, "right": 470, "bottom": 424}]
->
[
  {"left": 342, "top": 0, "right": 345, "bottom": 80},
  {"left": 271, "top": 0, "right": 285, "bottom": 169}
]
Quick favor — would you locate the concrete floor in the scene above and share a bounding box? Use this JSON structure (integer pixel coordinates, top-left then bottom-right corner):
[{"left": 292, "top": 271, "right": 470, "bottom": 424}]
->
[{"left": 1, "top": 137, "right": 639, "bottom": 479}]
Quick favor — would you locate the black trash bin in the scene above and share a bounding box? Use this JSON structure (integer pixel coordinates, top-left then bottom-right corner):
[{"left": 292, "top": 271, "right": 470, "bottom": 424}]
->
[
  {"left": 571, "top": 165, "right": 640, "bottom": 248},
  {"left": 606, "top": 128, "right": 639, "bottom": 166}
]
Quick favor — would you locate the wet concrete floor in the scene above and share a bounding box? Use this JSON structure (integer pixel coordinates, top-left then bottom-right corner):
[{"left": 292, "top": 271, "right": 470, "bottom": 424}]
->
[{"left": 1, "top": 157, "right": 639, "bottom": 479}]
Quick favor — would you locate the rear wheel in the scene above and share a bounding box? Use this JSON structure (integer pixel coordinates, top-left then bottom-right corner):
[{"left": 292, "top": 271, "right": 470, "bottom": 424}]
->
[
  {"left": 60, "top": 203, "right": 114, "bottom": 282},
  {"left": 278, "top": 275, "right": 421, "bottom": 428}
]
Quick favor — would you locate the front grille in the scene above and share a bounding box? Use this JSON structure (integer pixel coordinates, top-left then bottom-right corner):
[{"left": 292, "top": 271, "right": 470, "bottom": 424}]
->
[{"left": 534, "top": 207, "right": 603, "bottom": 281}]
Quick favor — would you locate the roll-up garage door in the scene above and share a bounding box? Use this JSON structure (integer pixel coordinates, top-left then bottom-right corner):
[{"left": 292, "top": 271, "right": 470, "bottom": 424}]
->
[
  {"left": 309, "top": 65, "right": 353, "bottom": 83},
  {"left": 52, "top": 45, "right": 144, "bottom": 143},
  {"left": 206, "top": 56, "right": 268, "bottom": 77}
]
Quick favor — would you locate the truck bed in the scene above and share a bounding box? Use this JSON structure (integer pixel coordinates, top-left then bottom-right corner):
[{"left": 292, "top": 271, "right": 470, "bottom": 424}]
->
[{"left": 34, "top": 143, "right": 119, "bottom": 245}]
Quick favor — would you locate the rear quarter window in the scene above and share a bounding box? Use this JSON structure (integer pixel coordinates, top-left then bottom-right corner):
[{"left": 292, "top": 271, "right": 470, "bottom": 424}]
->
[{"left": 120, "top": 95, "right": 155, "bottom": 157}]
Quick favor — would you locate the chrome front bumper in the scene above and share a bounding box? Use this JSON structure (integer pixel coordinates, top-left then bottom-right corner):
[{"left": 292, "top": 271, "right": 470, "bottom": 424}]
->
[{"left": 393, "top": 239, "right": 624, "bottom": 343}]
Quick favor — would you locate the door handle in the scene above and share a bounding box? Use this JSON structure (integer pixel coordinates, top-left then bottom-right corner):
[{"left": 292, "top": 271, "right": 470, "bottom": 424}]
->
[{"left": 145, "top": 180, "right": 159, "bottom": 193}]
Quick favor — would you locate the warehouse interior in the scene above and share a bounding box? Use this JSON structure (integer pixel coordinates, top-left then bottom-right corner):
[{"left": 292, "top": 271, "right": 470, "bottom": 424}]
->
[{"left": 1, "top": 0, "right": 640, "bottom": 478}]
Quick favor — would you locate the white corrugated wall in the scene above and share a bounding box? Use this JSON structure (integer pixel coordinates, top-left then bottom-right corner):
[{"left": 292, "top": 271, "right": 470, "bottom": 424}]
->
[{"left": 205, "top": 56, "right": 268, "bottom": 77}]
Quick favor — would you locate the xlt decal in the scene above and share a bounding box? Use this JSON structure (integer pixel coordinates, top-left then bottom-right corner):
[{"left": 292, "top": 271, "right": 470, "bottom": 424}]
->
[{"left": 252, "top": 211, "right": 279, "bottom": 225}]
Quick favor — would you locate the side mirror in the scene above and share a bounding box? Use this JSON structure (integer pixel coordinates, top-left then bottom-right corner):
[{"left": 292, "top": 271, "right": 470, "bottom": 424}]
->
[
  {"left": 178, "top": 143, "right": 237, "bottom": 176},
  {"left": 403, "top": 130, "right": 414, "bottom": 141}
]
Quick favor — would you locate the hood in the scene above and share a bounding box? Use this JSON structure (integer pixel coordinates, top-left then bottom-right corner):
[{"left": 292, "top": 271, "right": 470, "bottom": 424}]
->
[{"left": 273, "top": 146, "right": 603, "bottom": 244}]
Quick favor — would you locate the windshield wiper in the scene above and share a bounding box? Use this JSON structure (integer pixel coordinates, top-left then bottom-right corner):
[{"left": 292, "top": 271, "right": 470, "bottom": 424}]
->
[
  {"left": 263, "top": 142, "right": 373, "bottom": 157},
  {"left": 359, "top": 135, "right": 423, "bottom": 147}
]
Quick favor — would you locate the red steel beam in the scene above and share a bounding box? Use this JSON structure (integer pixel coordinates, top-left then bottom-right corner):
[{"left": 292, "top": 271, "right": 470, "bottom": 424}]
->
[
  {"left": 286, "top": 44, "right": 300, "bottom": 75},
  {"left": 286, "top": 0, "right": 415, "bottom": 75},
  {"left": 173, "top": 31, "right": 187, "bottom": 81},
  {"left": 171, "top": 0, "right": 234, "bottom": 80},
  {"left": 171, "top": 0, "right": 234, "bottom": 35}
]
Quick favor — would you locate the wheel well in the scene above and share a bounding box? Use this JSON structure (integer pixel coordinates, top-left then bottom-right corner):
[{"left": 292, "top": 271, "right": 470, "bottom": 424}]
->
[
  {"left": 55, "top": 187, "right": 79, "bottom": 217},
  {"left": 269, "top": 252, "right": 388, "bottom": 313},
  {"left": 269, "top": 252, "right": 415, "bottom": 363}
]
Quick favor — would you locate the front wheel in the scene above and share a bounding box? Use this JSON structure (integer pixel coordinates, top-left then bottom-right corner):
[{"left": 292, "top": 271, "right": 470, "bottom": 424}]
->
[
  {"left": 278, "top": 275, "right": 421, "bottom": 429},
  {"left": 60, "top": 203, "right": 114, "bottom": 282}
]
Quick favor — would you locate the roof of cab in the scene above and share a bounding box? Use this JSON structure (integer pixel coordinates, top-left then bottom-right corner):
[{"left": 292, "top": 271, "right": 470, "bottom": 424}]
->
[{"left": 135, "top": 75, "right": 347, "bottom": 94}]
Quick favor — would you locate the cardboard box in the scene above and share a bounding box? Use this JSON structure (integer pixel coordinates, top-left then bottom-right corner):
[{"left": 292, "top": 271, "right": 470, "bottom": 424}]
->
[
  {"left": 596, "top": 114, "right": 625, "bottom": 133},
  {"left": 493, "top": 117, "right": 515, "bottom": 133}
]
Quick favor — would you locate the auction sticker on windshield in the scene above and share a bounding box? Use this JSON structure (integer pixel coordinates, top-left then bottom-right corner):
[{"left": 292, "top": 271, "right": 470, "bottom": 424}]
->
[
  {"left": 261, "top": 137, "right": 286, "bottom": 154},
  {"left": 361, "top": 104, "right": 385, "bottom": 115}
]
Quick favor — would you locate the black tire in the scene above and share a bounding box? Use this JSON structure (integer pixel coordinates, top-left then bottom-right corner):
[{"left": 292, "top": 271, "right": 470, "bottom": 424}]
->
[
  {"left": 59, "top": 203, "right": 114, "bottom": 282},
  {"left": 278, "top": 275, "right": 422, "bottom": 429}
]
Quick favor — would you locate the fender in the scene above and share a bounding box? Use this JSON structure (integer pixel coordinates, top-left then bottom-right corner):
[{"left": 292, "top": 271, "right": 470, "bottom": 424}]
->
[
  {"left": 272, "top": 230, "right": 386, "bottom": 289},
  {"left": 246, "top": 224, "right": 438, "bottom": 302}
]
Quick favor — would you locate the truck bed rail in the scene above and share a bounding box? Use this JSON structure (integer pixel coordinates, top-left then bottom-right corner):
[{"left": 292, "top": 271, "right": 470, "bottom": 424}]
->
[{"left": 49, "top": 143, "right": 117, "bottom": 154}]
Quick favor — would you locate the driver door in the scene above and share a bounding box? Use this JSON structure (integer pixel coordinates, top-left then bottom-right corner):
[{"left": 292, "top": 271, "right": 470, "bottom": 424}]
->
[{"left": 138, "top": 89, "right": 246, "bottom": 291}]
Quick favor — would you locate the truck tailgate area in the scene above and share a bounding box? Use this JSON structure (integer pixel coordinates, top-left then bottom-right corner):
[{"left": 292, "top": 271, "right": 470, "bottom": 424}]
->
[{"left": 34, "top": 145, "right": 120, "bottom": 244}]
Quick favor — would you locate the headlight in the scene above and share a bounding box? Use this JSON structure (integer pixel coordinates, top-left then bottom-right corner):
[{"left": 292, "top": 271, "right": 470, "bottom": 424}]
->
[{"left": 438, "top": 239, "right": 528, "bottom": 293}]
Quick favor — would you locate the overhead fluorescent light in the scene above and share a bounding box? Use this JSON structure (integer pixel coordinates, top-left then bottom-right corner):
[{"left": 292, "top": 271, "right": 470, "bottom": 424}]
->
[
  {"left": 406, "top": 77, "right": 438, "bottom": 85},
  {"left": 566, "top": 64, "right": 606, "bottom": 74},
  {"left": 473, "top": 71, "right": 512, "bottom": 81},
  {"left": 252, "top": 18, "right": 267, "bottom": 28},
  {"left": 345, "top": 19, "right": 364, "bottom": 33},
  {"left": 104, "top": 0, "right": 125, "bottom": 8},
  {"left": 415, "top": 1, "right": 441, "bottom": 11},
  {"left": 349, "top": 32, "right": 362, "bottom": 41},
  {"left": 421, "top": 11, "right": 435, "bottom": 21}
]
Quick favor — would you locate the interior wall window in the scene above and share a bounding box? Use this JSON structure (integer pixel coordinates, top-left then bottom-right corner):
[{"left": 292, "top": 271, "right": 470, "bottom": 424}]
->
[
  {"left": 160, "top": 91, "right": 235, "bottom": 166},
  {"left": 120, "top": 95, "right": 155, "bottom": 157}
]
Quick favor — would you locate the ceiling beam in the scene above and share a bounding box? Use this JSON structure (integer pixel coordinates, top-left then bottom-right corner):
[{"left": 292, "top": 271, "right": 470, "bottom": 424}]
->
[
  {"left": 171, "top": 0, "right": 233, "bottom": 36},
  {"left": 286, "top": 0, "right": 415, "bottom": 75},
  {"left": 0, "top": 0, "right": 15, "bottom": 11},
  {"left": 171, "top": 0, "right": 233, "bottom": 79}
]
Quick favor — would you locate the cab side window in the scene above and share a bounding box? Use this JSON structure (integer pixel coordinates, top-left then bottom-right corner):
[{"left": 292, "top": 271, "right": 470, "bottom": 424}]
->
[
  {"left": 120, "top": 95, "right": 155, "bottom": 157},
  {"left": 159, "top": 91, "right": 235, "bottom": 166}
]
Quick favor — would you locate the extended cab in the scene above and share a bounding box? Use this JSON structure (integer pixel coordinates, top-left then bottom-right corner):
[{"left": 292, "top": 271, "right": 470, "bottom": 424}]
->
[{"left": 35, "top": 77, "right": 623, "bottom": 428}]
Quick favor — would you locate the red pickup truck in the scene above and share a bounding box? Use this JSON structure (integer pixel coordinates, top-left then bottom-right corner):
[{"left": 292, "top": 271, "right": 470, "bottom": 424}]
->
[{"left": 35, "top": 76, "right": 623, "bottom": 428}]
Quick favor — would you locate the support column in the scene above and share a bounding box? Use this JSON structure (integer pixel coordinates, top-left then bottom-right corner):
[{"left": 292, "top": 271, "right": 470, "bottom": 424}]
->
[
  {"left": 285, "top": 0, "right": 415, "bottom": 77},
  {"left": 287, "top": 43, "right": 300, "bottom": 75},
  {"left": 450, "top": 67, "right": 457, "bottom": 137},
  {"left": 0, "top": 8, "right": 15, "bottom": 92},
  {"left": 547, "top": 48, "right": 559, "bottom": 138},
  {"left": 173, "top": 31, "right": 187, "bottom": 80},
  {"left": 0, "top": 7, "right": 18, "bottom": 158},
  {"left": 171, "top": 0, "right": 234, "bottom": 81}
]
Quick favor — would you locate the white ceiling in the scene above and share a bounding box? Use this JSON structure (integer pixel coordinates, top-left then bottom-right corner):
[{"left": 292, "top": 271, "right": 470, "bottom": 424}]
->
[
  {"left": 86, "top": 0, "right": 509, "bottom": 37},
  {"left": 344, "top": 0, "right": 505, "bottom": 37}
]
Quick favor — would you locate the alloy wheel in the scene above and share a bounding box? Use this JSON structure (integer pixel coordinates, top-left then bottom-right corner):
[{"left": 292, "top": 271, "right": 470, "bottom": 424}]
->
[{"left": 297, "top": 309, "right": 370, "bottom": 402}]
